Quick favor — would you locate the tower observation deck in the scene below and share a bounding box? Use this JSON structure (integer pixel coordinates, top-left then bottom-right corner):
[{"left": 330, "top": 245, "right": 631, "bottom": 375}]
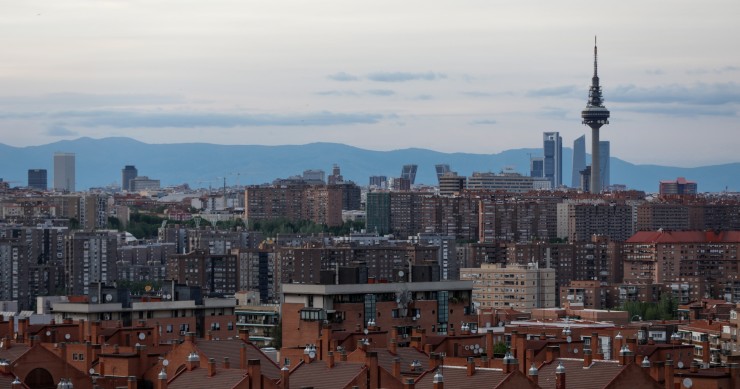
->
[{"left": 581, "top": 37, "right": 610, "bottom": 194}]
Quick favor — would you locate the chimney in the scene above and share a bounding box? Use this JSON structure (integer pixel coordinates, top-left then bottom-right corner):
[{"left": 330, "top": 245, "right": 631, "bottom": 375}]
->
[
  {"left": 649, "top": 361, "right": 665, "bottom": 384},
  {"left": 127, "top": 375, "right": 137, "bottom": 389},
  {"left": 208, "top": 358, "right": 216, "bottom": 377},
  {"left": 327, "top": 351, "right": 335, "bottom": 368},
  {"left": 247, "top": 359, "right": 261, "bottom": 388},
  {"left": 590, "top": 333, "right": 599, "bottom": 355},
  {"left": 11, "top": 376, "right": 23, "bottom": 389},
  {"left": 648, "top": 337, "right": 655, "bottom": 345},
  {"left": 583, "top": 349, "right": 592, "bottom": 368},
  {"left": 18, "top": 318, "right": 29, "bottom": 344},
  {"left": 1, "top": 336, "right": 10, "bottom": 350},
  {"left": 389, "top": 339, "right": 397, "bottom": 354},
  {"left": 206, "top": 331, "right": 213, "bottom": 341},
  {"left": 424, "top": 343, "right": 432, "bottom": 354},
  {"left": 466, "top": 357, "right": 475, "bottom": 376},
  {"left": 157, "top": 368, "right": 168, "bottom": 389},
  {"left": 664, "top": 359, "right": 674, "bottom": 389},
  {"left": 78, "top": 319, "right": 85, "bottom": 342},
  {"left": 6, "top": 316, "right": 14, "bottom": 339},
  {"left": 726, "top": 363, "right": 739, "bottom": 388},
  {"left": 223, "top": 357, "right": 230, "bottom": 369},
  {"left": 555, "top": 362, "right": 566, "bottom": 389},
  {"left": 393, "top": 357, "right": 401, "bottom": 378},
  {"left": 357, "top": 339, "right": 367, "bottom": 352},
  {"left": 367, "top": 351, "right": 379, "bottom": 389},
  {"left": 486, "top": 330, "right": 495, "bottom": 357},
  {"left": 432, "top": 370, "right": 444, "bottom": 389},
  {"left": 540, "top": 333, "right": 547, "bottom": 341},
  {"left": 280, "top": 366, "right": 290, "bottom": 389},
  {"left": 528, "top": 363, "right": 539, "bottom": 385},
  {"left": 503, "top": 352, "right": 518, "bottom": 374},
  {"left": 240, "top": 343, "right": 248, "bottom": 369},
  {"left": 701, "top": 340, "right": 710, "bottom": 364},
  {"left": 429, "top": 353, "right": 441, "bottom": 370},
  {"left": 690, "top": 361, "right": 699, "bottom": 373},
  {"left": 29, "top": 335, "right": 39, "bottom": 347},
  {"left": 340, "top": 350, "right": 347, "bottom": 362},
  {"left": 185, "top": 332, "right": 196, "bottom": 343},
  {"left": 99, "top": 360, "right": 106, "bottom": 376},
  {"left": 403, "top": 378, "right": 415, "bottom": 389},
  {"left": 91, "top": 321, "right": 101, "bottom": 344},
  {"left": 546, "top": 345, "right": 560, "bottom": 363},
  {"left": 391, "top": 327, "right": 399, "bottom": 343},
  {"left": 186, "top": 352, "right": 200, "bottom": 371},
  {"left": 238, "top": 328, "right": 249, "bottom": 342}
]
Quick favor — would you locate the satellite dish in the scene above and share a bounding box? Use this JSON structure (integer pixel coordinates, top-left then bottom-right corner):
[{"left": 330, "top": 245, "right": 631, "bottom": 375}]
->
[
  {"left": 678, "top": 361, "right": 685, "bottom": 369},
  {"left": 475, "top": 344, "right": 480, "bottom": 349},
  {"left": 364, "top": 329, "right": 369, "bottom": 335},
  {"left": 145, "top": 285, "right": 152, "bottom": 292},
  {"left": 166, "top": 294, "right": 172, "bottom": 300},
  {"left": 89, "top": 368, "right": 95, "bottom": 375},
  {"left": 464, "top": 345, "right": 470, "bottom": 350},
  {"left": 91, "top": 296, "right": 98, "bottom": 303},
  {"left": 398, "top": 271, "right": 405, "bottom": 277},
  {"left": 139, "top": 333, "right": 146, "bottom": 340},
  {"left": 163, "top": 359, "right": 170, "bottom": 367},
  {"left": 475, "top": 348, "right": 480, "bottom": 354},
  {"left": 46, "top": 331, "right": 51, "bottom": 336},
  {"left": 566, "top": 336, "right": 572, "bottom": 344},
  {"left": 574, "top": 348, "right": 579, "bottom": 354},
  {"left": 683, "top": 378, "right": 693, "bottom": 388},
  {"left": 308, "top": 350, "right": 316, "bottom": 359},
  {"left": 65, "top": 334, "right": 71, "bottom": 340},
  {"left": 105, "top": 294, "right": 113, "bottom": 302},
  {"left": 135, "top": 343, "right": 141, "bottom": 347}
]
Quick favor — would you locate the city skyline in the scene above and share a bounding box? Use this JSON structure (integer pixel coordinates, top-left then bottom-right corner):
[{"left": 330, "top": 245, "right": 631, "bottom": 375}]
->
[{"left": 1, "top": 1, "right": 739, "bottom": 168}]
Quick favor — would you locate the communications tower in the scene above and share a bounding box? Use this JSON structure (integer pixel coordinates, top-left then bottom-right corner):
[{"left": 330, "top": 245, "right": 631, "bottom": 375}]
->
[{"left": 581, "top": 37, "right": 610, "bottom": 193}]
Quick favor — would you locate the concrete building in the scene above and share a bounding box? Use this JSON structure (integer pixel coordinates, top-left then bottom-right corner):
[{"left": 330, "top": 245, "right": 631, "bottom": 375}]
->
[
  {"left": 467, "top": 171, "right": 550, "bottom": 193},
  {"left": 659, "top": 177, "right": 698, "bottom": 195},
  {"left": 121, "top": 165, "right": 138, "bottom": 191},
  {"left": 129, "top": 176, "right": 160, "bottom": 191},
  {"left": 438, "top": 172, "right": 466, "bottom": 196},
  {"left": 543, "top": 132, "right": 562, "bottom": 188},
  {"left": 599, "top": 140, "right": 610, "bottom": 189},
  {"left": 401, "top": 164, "right": 418, "bottom": 185},
  {"left": 66, "top": 231, "right": 119, "bottom": 296},
  {"left": 53, "top": 152, "right": 75, "bottom": 192},
  {"left": 435, "top": 164, "right": 451, "bottom": 183},
  {"left": 167, "top": 249, "right": 240, "bottom": 295},
  {"left": 572, "top": 135, "right": 586, "bottom": 188},
  {"left": 530, "top": 156, "right": 544, "bottom": 179},
  {"left": 27, "top": 169, "right": 47, "bottom": 191},
  {"left": 244, "top": 185, "right": 343, "bottom": 227},
  {"left": 460, "top": 263, "right": 556, "bottom": 311},
  {"left": 557, "top": 200, "right": 634, "bottom": 242}
]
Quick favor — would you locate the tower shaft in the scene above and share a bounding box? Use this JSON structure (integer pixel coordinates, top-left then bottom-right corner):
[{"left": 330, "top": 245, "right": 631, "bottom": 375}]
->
[{"left": 591, "top": 128, "right": 601, "bottom": 194}]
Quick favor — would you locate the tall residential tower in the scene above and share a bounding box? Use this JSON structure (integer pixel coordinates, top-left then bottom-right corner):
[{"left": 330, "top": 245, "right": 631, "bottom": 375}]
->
[
  {"left": 581, "top": 38, "right": 610, "bottom": 194},
  {"left": 571, "top": 135, "right": 586, "bottom": 188},
  {"left": 53, "top": 152, "right": 76, "bottom": 192}
]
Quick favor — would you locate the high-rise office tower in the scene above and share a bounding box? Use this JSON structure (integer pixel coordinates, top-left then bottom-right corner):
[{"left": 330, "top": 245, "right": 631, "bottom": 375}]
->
[
  {"left": 581, "top": 38, "right": 610, "bottom": 194},
  {"left": 28, "top": 169, "right": 48, "bottom": 190},
  {"left": 543, "top": 132, "right": 562, "bottom": 188},
  {"left": 53, "top": 152, "right": 76, "bottom": 192},
  {"left": 599, "top": 141, "right": 610, "bottom": 189},
  {"left": 530, "top": 157, "right": 544, "bottom": 178},
  {"left": 121, "top": 165, "right": 138, "bottom": 191},
  {"left": 571, "top": 135, "right": 586, "bottom": 188},
  {"left": 435, "top": 164, "right": 451, "bottom": 183},
  {"left": 401, "top": 164, "right": 418, "bottom": 185}
]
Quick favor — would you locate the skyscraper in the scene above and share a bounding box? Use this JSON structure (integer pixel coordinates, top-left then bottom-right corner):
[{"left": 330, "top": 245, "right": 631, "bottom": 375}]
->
[
  {"left": 401, "top": 164, "right": 418, "bottom": 185},
  {"left": 543, "top": 132, "right": 562, "bottom": 188},
  {"left": 530, "top": 156, "right": 544, "bottom": 178},
  {"left": 581, "top": 38, "right": 610, "bottom": 194},
  {"left": 571, "top": 135, "right": 586, "bottom": 188},
  {"left": 53, "top": 152, "right": 75, "bottom": 192},
  {"left": 121, "top": 165, "right": 138, "bottom": 191},
  {"left": 27, "top": 169, "right": 48, "bottom": 191},
  {"left": 435, "top": 164, "right": 451, "bottom": 183},
  {"left": 599, "top": 140, "right": 610, "bottom": 189}
]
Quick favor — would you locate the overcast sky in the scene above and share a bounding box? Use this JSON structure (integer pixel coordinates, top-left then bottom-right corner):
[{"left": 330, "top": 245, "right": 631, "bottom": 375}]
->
[{"left": 1, "top": 1, "right": 738, "bottom": 166}]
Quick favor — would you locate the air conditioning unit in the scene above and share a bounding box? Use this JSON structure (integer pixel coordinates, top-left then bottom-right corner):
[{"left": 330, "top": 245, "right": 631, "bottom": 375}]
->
[{"left": 180, "top": 331, "right": 187, "bottom": 335}]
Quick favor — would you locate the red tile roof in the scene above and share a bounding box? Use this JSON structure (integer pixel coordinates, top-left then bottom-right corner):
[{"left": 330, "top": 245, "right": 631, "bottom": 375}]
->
[
  {"left": 626, "top": 230, "right": 740, "bottom": 244},
  {"left": 0, "top": 343, "right": 30, "bottom": 363},
  {"left": 537, "top": 359, "right": 626, "bottom": 389},
  {"left": 368, "top": 347, "right": 429, "bottom": 375},
  {"left": 288, "top": 360, "right": 366, "bottom": 389},
  {"left": 194, "top": 339, "right": 281, "bottom": 381},
  {"left": 414, "top": 366, "right": 513, "bottom": 389},
  {"left": 168, "top": 366, "right": 249, "bottom": 389}
]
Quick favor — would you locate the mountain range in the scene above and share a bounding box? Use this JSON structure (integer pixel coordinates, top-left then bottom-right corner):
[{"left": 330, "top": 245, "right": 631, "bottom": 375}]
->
[{"left": 0, "top": 137, "right": 737, "bottom": 192}]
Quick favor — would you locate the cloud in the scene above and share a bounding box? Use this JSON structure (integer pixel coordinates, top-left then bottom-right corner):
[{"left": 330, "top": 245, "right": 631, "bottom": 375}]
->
[
  {"left": 526, "top": 85, "right": 579, "bottom": 97},
  {"left": 315, "top": 90, "right": 359, "bottom": 96},
  {"left": 619, "top": 104, "right": 737, "bottom": 117},
  {"left": 461, "top": 91, "right": 493, "bottom": 97},
  {"left": 73, "top": 111, "right": 384, "bottom": 128},
  {"left": 365, "top": 89, "right": 395, "bottom": 96},
  {"left": 414, "top": 94, "right": 434, "bottom": 100},
  {"left": 366, "top": 72, "right": 446, "bottom": 82},
  {"left": 686, "top": 66, "right": 740, "bottom": 75},
  {"left": 609, "top": 82, "right": 740, "bottom": 105},
  {"left": 327, "top": 72, "right": 360, "bottom": 81},
  {"left": 46, "top": 124, "right": 78, "bottom": 136},
  {"left": 470, "top": 119, "right": 497, "bottom": 125},
  {"left": 645, "top": 69, "right": 666, "bottom": 75},
  {"left": 0, "top": 92, "right": 183, "bottom": 107},
  {"left": 538, "top": 107, "right": 570, "bottom": 120}
]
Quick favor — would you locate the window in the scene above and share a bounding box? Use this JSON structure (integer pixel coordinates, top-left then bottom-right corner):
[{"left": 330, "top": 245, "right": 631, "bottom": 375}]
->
[
  {"left": 166, "top": 325, "right": 173, "bottom": 333},
  {"left": 227, "top": 322, "right": 233, "bottom": 331}
]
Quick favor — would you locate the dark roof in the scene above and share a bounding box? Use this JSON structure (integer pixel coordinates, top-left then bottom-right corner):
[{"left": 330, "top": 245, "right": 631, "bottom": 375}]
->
[
  {"left": 0, "top": 343, "right": 30, "bottom": 363},
  {"left": 415, "top": 366, "right": 510, "bottom": 389},
  {"left": 537, "top": 358, "right": 626, "bottom": 389},
  {"left": 195, "top": 339, "right": 281, "bottom": 381},
  {"left": 289, "top": 360, "right": 366, "bottom": 389},
  {"left": 168, "top": 366, "right": 248, "bottom": 389}
]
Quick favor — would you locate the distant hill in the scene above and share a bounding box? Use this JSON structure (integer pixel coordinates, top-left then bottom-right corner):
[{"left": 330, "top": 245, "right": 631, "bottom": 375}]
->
[{"left": 0, "top": 137, "right": 737, "bottom": 192}]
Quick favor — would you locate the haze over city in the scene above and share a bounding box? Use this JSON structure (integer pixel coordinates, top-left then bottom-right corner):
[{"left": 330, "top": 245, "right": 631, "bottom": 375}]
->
[{"left": 2, "top": 1, "right": 739, "bottom": 167}]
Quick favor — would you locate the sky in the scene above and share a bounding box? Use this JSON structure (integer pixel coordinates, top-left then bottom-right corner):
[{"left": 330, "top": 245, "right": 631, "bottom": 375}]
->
[{"left": 1, "top": 1, "right": 738, "bottom": 167}]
